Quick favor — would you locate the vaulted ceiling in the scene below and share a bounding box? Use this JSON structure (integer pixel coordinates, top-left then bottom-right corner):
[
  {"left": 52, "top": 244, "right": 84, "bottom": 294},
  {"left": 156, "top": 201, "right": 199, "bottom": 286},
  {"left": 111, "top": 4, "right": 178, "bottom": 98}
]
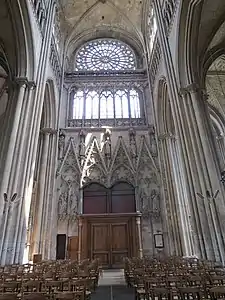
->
[
  {"left": 59, "top": 0, "right": 148, "bottom": 44},
  {"left": 194, "top": 0, "right": 225, "bottom": 120}
]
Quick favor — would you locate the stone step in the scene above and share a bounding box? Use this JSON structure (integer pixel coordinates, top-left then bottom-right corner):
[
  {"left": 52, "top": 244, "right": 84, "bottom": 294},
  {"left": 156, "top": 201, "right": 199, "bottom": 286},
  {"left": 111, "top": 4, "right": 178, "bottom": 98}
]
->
[{"left": 91, "top": 286, "right": 135, "bottom": 300}]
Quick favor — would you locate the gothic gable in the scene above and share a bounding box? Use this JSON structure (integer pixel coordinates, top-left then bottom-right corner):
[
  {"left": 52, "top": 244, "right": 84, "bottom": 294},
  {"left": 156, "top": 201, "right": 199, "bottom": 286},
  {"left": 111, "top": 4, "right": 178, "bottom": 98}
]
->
[
  {"left": 81, "top": 137, "right": 108, "bottom": 187},
  {"left": 109, "top": 136, "right": 135, "bottom": 186}
]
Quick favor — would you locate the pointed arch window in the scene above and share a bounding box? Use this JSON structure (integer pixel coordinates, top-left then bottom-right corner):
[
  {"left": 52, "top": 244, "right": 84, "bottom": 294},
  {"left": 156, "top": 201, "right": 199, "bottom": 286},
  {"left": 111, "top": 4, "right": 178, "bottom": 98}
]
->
[{"left": 68, "top": 38, "right": 146, "bottom": 127}]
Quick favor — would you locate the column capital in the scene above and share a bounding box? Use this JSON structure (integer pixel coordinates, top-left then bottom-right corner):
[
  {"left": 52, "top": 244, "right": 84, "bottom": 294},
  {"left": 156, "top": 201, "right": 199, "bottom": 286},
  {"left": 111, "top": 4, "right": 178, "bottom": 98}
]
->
[
  {"left": 158, "top": 133, "right": 177, "bottom": 141},
  {"left": 14, "top": 77, "right": 29, "bottom": 88},
  {"left": 179, "top": 83, "right": 199, "bottom": 95},
  {"left": 41, "top": 128, "right": 57, "bottom": 135},
  {"left": 179, "top": 84, "right": 209, "bottom": 103},
  {"left": 27, "top": 81, "right": 36, "bottom": 90},
  {"left": 180, "top": 83, "right": 208, "bottom": 97},
  {"left": 216, "top": 134, "right": 224, "bottom": 141}
]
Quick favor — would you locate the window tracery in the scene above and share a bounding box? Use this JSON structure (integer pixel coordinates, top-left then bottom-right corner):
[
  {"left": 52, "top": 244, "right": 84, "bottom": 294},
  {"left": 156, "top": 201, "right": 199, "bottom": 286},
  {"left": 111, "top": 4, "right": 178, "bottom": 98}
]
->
[
  {"left": 75, "top": 39, "right": 136, "bottom": 71},
  {"left": 72, "top": 88, "right": 141, "bottom": 121}
]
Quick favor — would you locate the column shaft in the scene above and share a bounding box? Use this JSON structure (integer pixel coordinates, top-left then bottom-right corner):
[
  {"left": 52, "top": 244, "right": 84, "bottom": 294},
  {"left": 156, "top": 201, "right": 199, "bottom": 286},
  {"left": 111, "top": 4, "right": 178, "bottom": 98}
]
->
[{"left": 33, "top": 131, "right": 50, "bottom": 255}]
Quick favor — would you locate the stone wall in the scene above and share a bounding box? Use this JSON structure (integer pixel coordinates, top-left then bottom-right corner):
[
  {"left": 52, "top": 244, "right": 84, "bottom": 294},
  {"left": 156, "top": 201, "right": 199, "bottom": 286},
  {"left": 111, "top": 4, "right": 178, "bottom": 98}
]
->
[{"left": 55, "top": 126, "right": 164, "bottom": 257}]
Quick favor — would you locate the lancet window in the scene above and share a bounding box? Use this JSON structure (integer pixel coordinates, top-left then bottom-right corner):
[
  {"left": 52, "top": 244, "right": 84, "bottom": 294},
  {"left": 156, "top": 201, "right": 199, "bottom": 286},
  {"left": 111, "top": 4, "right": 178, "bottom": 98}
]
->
[{"left": 72, "top": 88, "right": 141, "bottom": 120}]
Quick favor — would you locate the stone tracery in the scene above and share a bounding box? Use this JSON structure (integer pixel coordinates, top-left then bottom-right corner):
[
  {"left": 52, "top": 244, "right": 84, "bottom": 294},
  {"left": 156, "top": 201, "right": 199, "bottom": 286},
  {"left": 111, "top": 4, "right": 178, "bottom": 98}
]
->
[{"left": 75, "top": 39, "right": 136, "bottom": 71}]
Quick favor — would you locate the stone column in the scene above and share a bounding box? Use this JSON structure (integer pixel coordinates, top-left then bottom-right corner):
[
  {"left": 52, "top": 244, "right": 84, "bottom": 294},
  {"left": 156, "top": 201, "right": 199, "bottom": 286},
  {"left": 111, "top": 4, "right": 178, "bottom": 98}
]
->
[
  {"left": 78, "top": 218, "right": 82, "bottom": 263},
  {"left": 0, "top": 78, "right": 29, "bottom": 264},
  {"left": 0, "top": 79, "right": 26, "bottom": 210},
  {"left": 179, "top": 84, "right": 225, "bottom": 261},
  {"left": 158, "top": 133, "right": 193, "bottom": 256},
  {"left": 136, "top": 216, "right": 143, "bottom": 258},
  {"left": 41, "top": 129, "right": 57, "bottom": 259},
  {"left": 10, "top": 82, "right": 36, "bottom": 264},
  {"left": 32, "top": 128, "right": 51, "bottom": 256}
]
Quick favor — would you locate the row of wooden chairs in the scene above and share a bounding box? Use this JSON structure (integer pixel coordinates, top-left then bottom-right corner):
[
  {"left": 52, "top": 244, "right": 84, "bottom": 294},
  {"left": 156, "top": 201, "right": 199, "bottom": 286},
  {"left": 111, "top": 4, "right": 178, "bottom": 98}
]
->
[
  {"left": 124, "top": 256, "right": 225, "bottom": 299},
  {"left": 0, "top": 259, "right": 101, "bottom": 300}
]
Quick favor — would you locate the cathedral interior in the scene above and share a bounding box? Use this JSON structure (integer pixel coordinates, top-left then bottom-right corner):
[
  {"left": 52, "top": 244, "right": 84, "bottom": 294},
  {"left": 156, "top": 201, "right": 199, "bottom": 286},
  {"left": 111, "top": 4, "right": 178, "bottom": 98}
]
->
[{"left": 1, "top": 0, "right": 225, "bottom": 298}]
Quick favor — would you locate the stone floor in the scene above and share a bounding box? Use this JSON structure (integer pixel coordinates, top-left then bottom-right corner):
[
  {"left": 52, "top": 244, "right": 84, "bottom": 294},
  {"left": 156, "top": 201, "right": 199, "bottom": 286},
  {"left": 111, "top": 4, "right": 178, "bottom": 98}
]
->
[{"left": 91, "top": 269, "right": 135, "bottom": 300}]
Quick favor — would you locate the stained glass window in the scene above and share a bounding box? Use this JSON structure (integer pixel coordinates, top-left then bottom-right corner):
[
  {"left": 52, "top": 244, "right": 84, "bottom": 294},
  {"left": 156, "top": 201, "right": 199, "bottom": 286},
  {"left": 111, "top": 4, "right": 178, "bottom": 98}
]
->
[{"left": 75, "top": 39, "right": 136, "bottom": 71}]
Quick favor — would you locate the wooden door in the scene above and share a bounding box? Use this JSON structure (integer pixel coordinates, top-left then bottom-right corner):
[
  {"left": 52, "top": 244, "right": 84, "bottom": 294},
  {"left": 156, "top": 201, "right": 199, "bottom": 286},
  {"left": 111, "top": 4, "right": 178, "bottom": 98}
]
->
[
  {"left": 56, "top": 234, "right": 66, "bottom": 260},
  {"left": 68, "top": 236, "right": 78, "bottom": 260},
  {"left": 91, "top": 223, "right": 110, "bottom": 267},
  {"left": 111, "top": 222, "right": 129, "bottom": 267},
  {"left": 90, "top": 219, "right": 131, "bottom": 268}
]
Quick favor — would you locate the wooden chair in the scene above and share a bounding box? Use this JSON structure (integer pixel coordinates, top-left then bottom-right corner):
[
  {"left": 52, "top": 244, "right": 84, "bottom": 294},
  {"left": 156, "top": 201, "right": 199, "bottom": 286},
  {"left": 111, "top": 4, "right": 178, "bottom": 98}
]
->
[
  {"left": 0, "top": 294, "right": 18, "bottom": 300},
  {"left": 210, "top": 286, "right": 225, "bottom": 299},
  {"left": 0, "top": 281, "right": 20, "bottom": 294},
  {"left": 54, "top": 291, "right": 85, "bottom": 300},
  {"left": 179, "top": 287, "right": 202, "bottom": 300},
  {"left": 22, "top": 292, "right": 48, "bottom": 300}
]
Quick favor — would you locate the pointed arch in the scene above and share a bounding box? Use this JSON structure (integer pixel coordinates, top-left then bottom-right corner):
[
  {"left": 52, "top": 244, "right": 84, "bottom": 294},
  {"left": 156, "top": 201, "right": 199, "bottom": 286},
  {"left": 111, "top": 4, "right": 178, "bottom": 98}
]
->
[
  {"left": 157, "top": 77, "right": 175, "bottom": 135},
  {"left": 177, "top": 0, "right": 203, "bottom": 86},
  {"left": 42, "top": 80, "right": 57, "bottom": 129},
  {"left": 2, "top": 0, "right": 35, "bottom": 80}
]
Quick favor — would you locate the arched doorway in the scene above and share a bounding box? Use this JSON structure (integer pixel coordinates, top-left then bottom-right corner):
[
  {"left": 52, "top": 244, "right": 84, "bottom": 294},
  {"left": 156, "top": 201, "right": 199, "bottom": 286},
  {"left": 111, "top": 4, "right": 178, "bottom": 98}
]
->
[{"left": 79, "top": 182, "right": 138, "bottom": 268}]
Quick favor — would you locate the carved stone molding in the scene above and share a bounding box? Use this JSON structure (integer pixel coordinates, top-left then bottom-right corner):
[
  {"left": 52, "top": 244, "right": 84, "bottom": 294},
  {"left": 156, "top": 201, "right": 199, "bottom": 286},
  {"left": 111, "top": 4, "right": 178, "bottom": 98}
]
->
[
  {"left": 56, "top": 132, "right": 162, "bottom": 225},
  {"left": 158, "top": 133, "right": 176, "bottom": 141},
  {"left": 41, "top": 128, "right": 57, "bottom": 135},
  {"left": 180, "top": 84, "right": 208, "bottom": 101}
]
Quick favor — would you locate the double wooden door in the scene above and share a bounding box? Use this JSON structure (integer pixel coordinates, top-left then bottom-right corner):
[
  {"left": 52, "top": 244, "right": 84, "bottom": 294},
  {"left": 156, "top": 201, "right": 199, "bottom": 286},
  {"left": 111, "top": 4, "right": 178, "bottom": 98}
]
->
[
  {"left": 81, "top": 215, "right": 137, "bottom": 268},
  {"left": 91, "top": 221, "right": 128, "bottom": 268}
]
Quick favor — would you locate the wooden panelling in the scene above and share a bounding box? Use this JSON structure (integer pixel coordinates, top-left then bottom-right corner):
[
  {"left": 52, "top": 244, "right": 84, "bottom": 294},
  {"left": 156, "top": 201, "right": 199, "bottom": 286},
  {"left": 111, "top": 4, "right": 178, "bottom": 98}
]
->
[
  {"left": 83, "top": 182, "right": 136, "bottom": 214},
  {"left": 80, "top": 215, "right": 138, "bottom": 268},
  {"left": 111, "top": 223, "right": 129, "bottom": 267},
  {"left": 91, "top": 223, "right": 110, "bottom": 266},
  {"left": 83, "top": 195, "right": 107, "bottom": 214},
  {"left": 68, "top": 236, "right": 78, "bottom": 260}
]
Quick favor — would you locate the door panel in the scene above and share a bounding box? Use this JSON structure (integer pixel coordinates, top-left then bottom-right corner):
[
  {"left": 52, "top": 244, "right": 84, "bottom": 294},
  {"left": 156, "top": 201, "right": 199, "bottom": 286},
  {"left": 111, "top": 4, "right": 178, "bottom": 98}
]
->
[
  {"left": 111, "top": 195, "right": 136, "bottom": 213},
  {"left": 91, "top": 224, "right": 109, "bottom": 266},
  {"left": 86, "top": 217, "right": 135, "bottom": 268},
  {"left": 83, "top": 196, "right": 107, "bottom": 214},
  {"left": 83, "top": 182, "right": 135, "bottom": 214},
  {"left": 56, "top": 234, "right": 66, "bottom": 260},
  {"left": 111, "top": 223, "right": 129, "bottom": 267},
  {"left": 68, "top": 236, "right": 78, "bottom": 260}
]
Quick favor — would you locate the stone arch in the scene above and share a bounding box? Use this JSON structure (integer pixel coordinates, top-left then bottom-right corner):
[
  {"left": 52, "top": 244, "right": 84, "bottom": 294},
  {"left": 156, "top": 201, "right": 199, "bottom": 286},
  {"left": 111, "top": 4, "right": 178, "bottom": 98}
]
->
[
  {"left": 0, "top": 0, "right": 35, "bottom": 80},
  {"left": 157, "top": 77, "right": 175, "bottom": 135},
  {"left": 65, "top": 27, "right": 145, "bottom": 72},
  {"left": 209, "top": 106, "right": 225, "bottom": 172},
  {"left": 177, "top": 0, "right": 203, "bottom": 86},
  {"left": 42, "top": 79, "right": 57, "bottom": 129},
  {"left": 29, "top": 80, "right": 58, "bottom": 260},
  {"left": 178, "top": 0, "right": 225, "bottom": 87}
]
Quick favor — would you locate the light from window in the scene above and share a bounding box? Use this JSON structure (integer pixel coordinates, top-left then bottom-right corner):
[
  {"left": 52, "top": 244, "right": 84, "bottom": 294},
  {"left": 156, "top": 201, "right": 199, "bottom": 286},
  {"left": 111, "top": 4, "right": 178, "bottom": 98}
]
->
[
  {"left": 75, "top": 39, "right": 136, "bottom": 71},
  {"left": 72, "top": 88, "right": 141, "bottom": 120},
  {"left": 130, "top": 89, "right": 140, "bottom": 118},
  {"left": 148, "top": 4, "right": 157, "bottom": 52}
]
